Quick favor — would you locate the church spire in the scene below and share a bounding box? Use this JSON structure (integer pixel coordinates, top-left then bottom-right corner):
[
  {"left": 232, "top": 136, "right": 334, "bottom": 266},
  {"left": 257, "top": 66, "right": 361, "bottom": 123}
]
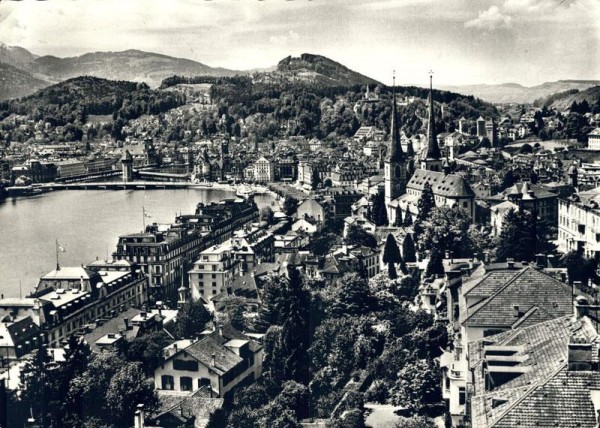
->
[
  {"left": 425, "top": 71, "right": 441, "bottom": 160},
  {"left": 388, "top": 70, "right": 404, "bottom": 162}
]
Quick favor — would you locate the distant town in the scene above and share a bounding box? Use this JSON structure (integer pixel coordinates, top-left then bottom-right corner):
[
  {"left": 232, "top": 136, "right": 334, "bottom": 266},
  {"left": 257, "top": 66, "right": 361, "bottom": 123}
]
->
[{"left": 2, "top": 48, "right": 600, "bottom": 428}]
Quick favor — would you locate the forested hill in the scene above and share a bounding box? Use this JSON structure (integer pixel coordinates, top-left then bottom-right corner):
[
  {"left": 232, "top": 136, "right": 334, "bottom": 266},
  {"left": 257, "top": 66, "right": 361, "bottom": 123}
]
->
[
  {"left": 0, "top": 76, "right": 185, "bottom": 138},
  {"left": 0, "top": 72, "right": 498, "bottom": 144},
  {"left": 534, "top": 86, "right": 600, "bottom": 111},
  {"left": 0, "top": 63, "right": 51, "bottom": 101}
]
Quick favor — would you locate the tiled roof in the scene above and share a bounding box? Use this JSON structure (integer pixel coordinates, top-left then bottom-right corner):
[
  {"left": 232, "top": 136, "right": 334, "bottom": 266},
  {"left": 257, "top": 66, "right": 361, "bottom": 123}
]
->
[
  {"left": 183, "top": 335, "right": 243, "bottom": 376},
  {"left": 463, "top": 270, "right": 521, "bottom": 297},
  {"left": 153, "top": 386, "right": 224, "bottom": 426},
  {"left": 463, "top": 267, "right": 573, "bottom": 327},
  {"left": 469, "top": 316, "right": 600, "bottom": 428},
  {"left": 406, "top": 169, "right": 475, "bottom": 198}
]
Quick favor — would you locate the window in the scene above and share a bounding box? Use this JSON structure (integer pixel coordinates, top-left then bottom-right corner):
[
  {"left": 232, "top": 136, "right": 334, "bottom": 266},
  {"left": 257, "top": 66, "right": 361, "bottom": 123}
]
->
[
  {"left": 459, "top": 387, "right": 466, "bottom": 405},
  {"left": 161, "top": 375, "right": 174, "bottom": 390},
  {"left": 173, "top": 359, "right": 199, "bottom": 371},
  {"left": 212, "top": 274, "right": 216, "bottom": 279},
  {"left": 180, "top": 376, "right": 193, "bottom": 392},
  {"left": 463, "top": 201, "right": 468, "bottom": 208},
  {"left": 198, "top": 378, "right": 211, "bottom": 389}
]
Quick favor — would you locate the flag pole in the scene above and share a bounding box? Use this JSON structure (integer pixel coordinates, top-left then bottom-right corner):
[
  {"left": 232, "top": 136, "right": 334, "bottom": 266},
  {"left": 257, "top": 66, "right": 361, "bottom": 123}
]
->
[
  {"left": 142, "top": 206, "right": 146, "bottom": 232},
  {"left": 55, "top": 239, "right": 59, "bottom": 270}
]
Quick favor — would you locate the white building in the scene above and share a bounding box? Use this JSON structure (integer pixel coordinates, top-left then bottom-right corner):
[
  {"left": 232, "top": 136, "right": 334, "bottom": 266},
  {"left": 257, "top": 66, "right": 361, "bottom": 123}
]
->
[
  {"left": 587, "top": 128, "right": 600, "bottom": 150},
  {"left": 558, "top": 187, "right": 600, "bottom": 258}
]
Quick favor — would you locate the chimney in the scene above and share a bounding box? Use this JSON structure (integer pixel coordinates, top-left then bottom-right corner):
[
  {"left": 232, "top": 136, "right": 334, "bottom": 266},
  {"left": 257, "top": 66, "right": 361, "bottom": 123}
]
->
[
  {"left": 573, "top": 295, "right": 589, "bottom": 321},
  {"left": 535, "top": 253, "right": 546, "bottom": 269},
  {"left": 124, "top": 318, "right": 130, "bottom": 330},
  {"left": 506, "top": 258, "right": 515, "bottom": 269},
  {"left": 134, "top": 404, "right": 145, "bottom": 428},
  {"left": 568, "top": 335, "right": 594, "bottom": 371},
  {"left": 211, "top": 352, "right": 216, "bottom": 367},
  {"left": 513, "top": 305, "right": 520, "bottom": 317}
]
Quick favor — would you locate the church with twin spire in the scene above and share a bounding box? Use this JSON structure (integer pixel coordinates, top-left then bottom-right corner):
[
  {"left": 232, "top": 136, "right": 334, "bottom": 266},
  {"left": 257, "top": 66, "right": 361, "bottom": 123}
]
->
[{"left": 385, "top": 73, "right": 475, "bottom": 225}]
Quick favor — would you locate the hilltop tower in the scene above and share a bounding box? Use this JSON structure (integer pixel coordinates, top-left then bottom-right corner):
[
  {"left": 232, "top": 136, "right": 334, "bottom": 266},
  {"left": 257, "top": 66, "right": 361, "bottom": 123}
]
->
[
  {"left": 121, "top": 150, "right": 133, "bottom": 183},
  {"left": 421, "top": 72, "right": 443, "bottom": 172},
  {"left": 385, "top": 72, "right": 409, "bottom": 217}
]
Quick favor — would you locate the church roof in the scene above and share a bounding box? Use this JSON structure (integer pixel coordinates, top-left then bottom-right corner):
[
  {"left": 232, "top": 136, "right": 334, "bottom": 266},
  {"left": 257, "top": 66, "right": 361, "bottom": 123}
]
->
[
  {"left": 425, "top": 77, "right": 442, "bottom": 160},
  {"left": 407, "top": 169, "right": 475, "bottom": 198},
  {"left": 388, "top": 84, "right": 404, "bottom": 163}
]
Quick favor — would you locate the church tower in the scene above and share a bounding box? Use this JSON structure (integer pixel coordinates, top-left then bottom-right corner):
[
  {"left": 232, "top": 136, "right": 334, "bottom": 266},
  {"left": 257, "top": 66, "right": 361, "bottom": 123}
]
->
[
  {"left": 421, "top": 73, "right": 443, "bottom": 172},
  {"left": 121, "top": 150, "right": 133, "bottom": 183},
  {"left": 385, "top": 72, "right": 409, "bottom": 212}
]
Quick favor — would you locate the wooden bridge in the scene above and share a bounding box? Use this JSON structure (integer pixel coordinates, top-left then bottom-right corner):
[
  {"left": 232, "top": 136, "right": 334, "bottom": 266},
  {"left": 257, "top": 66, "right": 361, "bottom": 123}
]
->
[{"left": 40, "top": 181, "right": 196, "bottom": 191}]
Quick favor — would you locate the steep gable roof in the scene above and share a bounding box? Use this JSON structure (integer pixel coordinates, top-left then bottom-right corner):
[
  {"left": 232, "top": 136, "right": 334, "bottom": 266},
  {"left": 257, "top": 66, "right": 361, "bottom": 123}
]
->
[
  {"left": 469, "top": 316, "right": 600, "bottom": 428},
  {"left": 463, "top": 267, "right": 573, "bottom": 328},
  {"left": 407, "top": 169, "right": 475, "bottom": 199}
]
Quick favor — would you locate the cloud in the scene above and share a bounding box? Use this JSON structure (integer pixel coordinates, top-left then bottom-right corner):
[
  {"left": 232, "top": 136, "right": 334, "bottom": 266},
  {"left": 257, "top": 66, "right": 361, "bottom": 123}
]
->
[
  {"left": 464, "top": 5, "right": 512, "bottom": 30},
  {"left": 269, "top": 30, "right": 300, "bottom": 45}
]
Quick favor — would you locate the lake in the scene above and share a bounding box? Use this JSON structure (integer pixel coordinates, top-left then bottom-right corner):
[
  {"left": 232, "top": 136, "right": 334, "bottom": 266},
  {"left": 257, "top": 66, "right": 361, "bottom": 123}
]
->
[{"left": 0, "top": 189, "right": 275, "bottom": 298}]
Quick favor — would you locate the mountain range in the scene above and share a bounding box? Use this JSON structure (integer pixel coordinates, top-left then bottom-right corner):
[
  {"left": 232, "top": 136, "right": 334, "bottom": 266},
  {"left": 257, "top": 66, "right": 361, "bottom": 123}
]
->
[
  {"left": 1, "top": 43, "right": 598, "bottom": 105},
  {"left": 0, "top": 44, "right": 380, "bottom": 101},
  {"left": 438, "top": 80, "right": 600, "bottom": 105}
]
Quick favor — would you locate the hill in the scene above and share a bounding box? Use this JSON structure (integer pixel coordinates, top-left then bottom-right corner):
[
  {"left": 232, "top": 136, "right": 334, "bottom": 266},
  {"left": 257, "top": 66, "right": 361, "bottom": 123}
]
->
[
  {"left": 29, "top": 49, "right": 244, "bottom": 88},
  {"left": 254, "top": 53, "right": 381, "bottom": 87},
  {"left": 0, "top": 42, "right": 39, "bottom": 69},
  {"left": 0, "top": 63, "right": 52, "bottom": 101},
  {"left": 438, "top": 80, "right": 600, "bottom": 104},
  {"left": 533, "top": 86, "right": 600, "bottom": 110}
]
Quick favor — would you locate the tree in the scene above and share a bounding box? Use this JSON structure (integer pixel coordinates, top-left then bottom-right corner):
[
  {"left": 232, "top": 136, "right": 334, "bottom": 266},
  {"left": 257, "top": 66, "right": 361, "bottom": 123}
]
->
[
  {"left": 402, "top": 234, "right": 417, "bottom": 263},
  {"left": 561, "top": 251, "right": 598, "bottom": 286},
  {"left": 403, "top": 210, "right": 413, "bottom": 226},
  {"left": 176, "top": 299, "right": 212, "bottom": 339},
  {"left": 346, "top": 224, "right": 377, "bottom": 248},
  {"left": 495, "top": 208, "right": 556, "bottom": 262},
  {"left": 425, "top": 248, "right": 445, "bottom": 277},
  {"left": 105, "top": 361, "right": 158, "bottom": 427},
  {"left": 519, "top": 143, "right": 533, "bottom": 154},
  {"left": 20, "top": 343, "right": 52, "bottom": 426},
  {"left": 393, "top": 205, "right": 403, "bottom": 227},
  {"left": 309, "top": 232, "right": 341, "bottom": 256},
  {"left": 217, "top": 296, "right": 247, "bottom": 331},
  {"left": 383, "top": 234, "right": 404, "bottom": 279},
  {"left": 395, "top": 416, "right": 437, "bottom": 428},
  {"left": 280, "top": 267, "right": 310, "bottom": 384},
  {"left": 371, "top": 192, "right": 389, "bottom": 226},
  {"left": 283, "top": 196, "right": 298, "bottom": 216},
  {"left": 418, "top": 206, "right": 474, "bottom": 258},
  {"left": 124, "top": 331, "right": 171, "bottom": 376},
  {"left": 416, "top": 182, "right": 435, "bottom": 225},
  {"left": 260, "top": 206, "right": 275, "bottom": 225},
  {"left": 311, "top": 168, "right": 321, "bottom": 190},
  {"left": 389, "top": 359, "right": 441, "bottom": 414},
  {"left": 321, "top": 273, "right": 374, "bottom": 318}
]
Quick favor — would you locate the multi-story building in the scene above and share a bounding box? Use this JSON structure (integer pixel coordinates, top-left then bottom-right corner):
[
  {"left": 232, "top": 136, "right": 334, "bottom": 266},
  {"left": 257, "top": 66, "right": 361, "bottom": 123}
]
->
[
  {"left": 0, "top": 262, "right": 148, "bottom": 348},
  {"left": 467, "top": 308, "right": 600, "bottom": 427},
  {"left": 252, "top": 157, "right": 275, "bottom": 183},
  {"left": 113, "top": 199, "right": 259, "bottom": 300},
  {"left": 488, "top": 181, "right": 558, "bottom": 236},
  {"left": 154, "top": 324, "right": 263, "bottom": 399},
  {"left": 440, "top": 264, "right": 574, "bottom": 426},
  {"left": 587, "top": 127, "right": 600, "bottom": 150},
  {"left": 189, "top": 243, "right": 242, "bottom": 302},
  {"left": 558, "top": 187, "right": 600, "bottom": 257}
]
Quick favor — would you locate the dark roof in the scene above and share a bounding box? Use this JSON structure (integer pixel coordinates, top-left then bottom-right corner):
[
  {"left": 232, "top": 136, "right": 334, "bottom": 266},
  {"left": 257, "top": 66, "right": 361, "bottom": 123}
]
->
[
  {"left": 407, "top": 169, "right": 475, "bottom": 198},
  {"left": 469, "top": 316, "right": 600, "bottom": 428},
  {"left": 463, "top": 267, "right": 573, "bottom": 328},
  {"left": 183, "top": 335, "right": 243, "bottom": 376},
  {"left": 83, "top": 307, "right": 145, "bottom": 350},
  {"left": 463, "top": 271, "right": 521, "bottom": 297},
  {"left": 153, "top": 386, "right": 224, "bottom": 423}
]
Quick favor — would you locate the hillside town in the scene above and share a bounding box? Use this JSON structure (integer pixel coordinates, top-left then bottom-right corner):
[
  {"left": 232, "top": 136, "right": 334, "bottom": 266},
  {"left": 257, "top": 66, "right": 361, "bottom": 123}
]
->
[{"left": 2, "top": 64, "right": 600, "bottom": 428}]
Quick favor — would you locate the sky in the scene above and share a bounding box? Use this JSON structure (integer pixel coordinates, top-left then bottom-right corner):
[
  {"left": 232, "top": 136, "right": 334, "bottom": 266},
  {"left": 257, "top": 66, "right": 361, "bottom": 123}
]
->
[{"left": 0, "top": 0, "right": 598, "bottom": 87}]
